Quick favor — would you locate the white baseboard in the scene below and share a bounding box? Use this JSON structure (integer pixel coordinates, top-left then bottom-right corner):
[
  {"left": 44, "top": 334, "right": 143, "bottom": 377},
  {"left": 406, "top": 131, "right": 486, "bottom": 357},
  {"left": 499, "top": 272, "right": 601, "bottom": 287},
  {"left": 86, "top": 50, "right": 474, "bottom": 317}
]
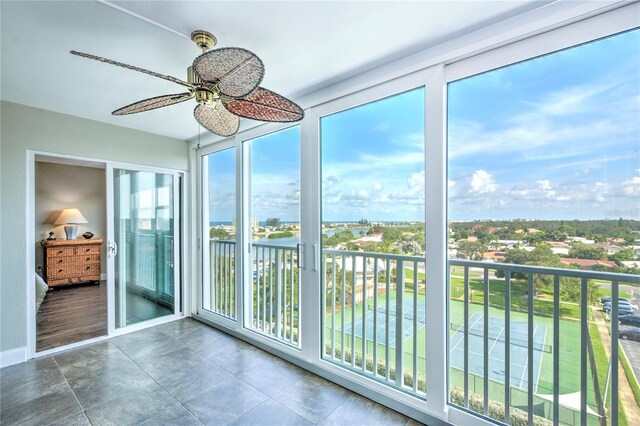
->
[{"left": 0, "top": 347, "right": 28, "bottom": 368}]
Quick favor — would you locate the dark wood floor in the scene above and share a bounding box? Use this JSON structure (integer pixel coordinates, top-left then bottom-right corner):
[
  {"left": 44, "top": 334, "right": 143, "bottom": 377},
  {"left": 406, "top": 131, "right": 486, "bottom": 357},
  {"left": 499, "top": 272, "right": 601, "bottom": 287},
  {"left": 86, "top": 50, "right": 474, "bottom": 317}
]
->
[{"left": 36, "top": 282, "right": 107, "bottom": 352}]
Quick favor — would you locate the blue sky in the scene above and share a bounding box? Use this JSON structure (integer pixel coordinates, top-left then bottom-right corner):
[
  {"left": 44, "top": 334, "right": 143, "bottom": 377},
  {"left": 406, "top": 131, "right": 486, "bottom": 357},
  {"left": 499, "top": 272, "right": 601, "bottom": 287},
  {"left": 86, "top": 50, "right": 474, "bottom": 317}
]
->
[
  {"left": 209, "top": 29, "right": 639, "bottom": 223},
  {"left": 448, "top": 29, "right": 639, "bottom": 221}
]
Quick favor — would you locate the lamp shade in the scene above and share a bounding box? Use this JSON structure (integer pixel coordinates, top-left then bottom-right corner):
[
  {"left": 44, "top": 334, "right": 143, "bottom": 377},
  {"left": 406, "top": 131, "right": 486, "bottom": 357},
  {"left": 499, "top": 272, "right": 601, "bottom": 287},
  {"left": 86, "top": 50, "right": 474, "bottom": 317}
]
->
[{"left": 54, "top": 208, "right": 88, "bottom": 225}]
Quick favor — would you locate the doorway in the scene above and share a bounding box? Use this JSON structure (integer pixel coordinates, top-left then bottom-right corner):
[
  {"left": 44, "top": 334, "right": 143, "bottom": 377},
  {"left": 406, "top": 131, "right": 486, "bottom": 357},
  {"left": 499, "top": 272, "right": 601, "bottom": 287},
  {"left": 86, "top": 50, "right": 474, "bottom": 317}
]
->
[
  {"left": 34, "top": 157, "right": 108, "bottom": 351},
  {"left": 31, "top": 153, "right": 184, "bottom": 355}
]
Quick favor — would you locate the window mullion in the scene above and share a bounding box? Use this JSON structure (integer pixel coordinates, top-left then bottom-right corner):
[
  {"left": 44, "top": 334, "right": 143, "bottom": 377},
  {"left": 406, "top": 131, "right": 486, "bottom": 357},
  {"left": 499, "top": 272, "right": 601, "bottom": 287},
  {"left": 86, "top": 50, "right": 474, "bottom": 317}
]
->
[{"left": 424, "top": 64, "right": 448, "bottom": 419}]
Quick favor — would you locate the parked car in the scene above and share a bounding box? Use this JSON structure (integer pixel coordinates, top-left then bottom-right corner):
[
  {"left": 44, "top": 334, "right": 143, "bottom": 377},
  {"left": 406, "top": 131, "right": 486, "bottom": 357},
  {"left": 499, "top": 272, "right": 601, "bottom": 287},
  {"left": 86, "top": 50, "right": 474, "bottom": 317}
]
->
[
  {"left": 604, "top": 305, "right": 636, "bottom": 316},
  {"left": 603, "top": 300, "right": 638, "bottom": 311},
  {"left": 619, "top": 328, "right": 640, "bottom": 342},
  {"left": 619, "top": 315, "right": 640, "bottom": 327},
  {"left": 601, "top": 296, "right": 632, "bottom": 305}
]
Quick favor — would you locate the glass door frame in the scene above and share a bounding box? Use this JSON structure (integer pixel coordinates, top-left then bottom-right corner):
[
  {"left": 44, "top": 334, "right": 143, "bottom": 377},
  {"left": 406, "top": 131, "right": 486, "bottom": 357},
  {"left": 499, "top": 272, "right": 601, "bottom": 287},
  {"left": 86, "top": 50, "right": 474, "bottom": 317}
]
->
[
  {"left": 196, "top": 121, "right": 309, "bottom": 359},
  {"left": 106, "top": 162, "right": 185, "bottom": 336}
]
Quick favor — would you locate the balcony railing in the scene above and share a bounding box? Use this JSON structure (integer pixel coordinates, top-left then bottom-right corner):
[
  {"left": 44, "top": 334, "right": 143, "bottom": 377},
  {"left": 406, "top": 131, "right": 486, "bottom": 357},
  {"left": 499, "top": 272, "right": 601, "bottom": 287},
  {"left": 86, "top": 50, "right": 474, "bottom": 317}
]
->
[
  {"left": 207, "top": 240, "right": 300, "bottom": 346},
  {"left": 448, "top": 260, "right": 639, "bottom": 426},
  {"left": 206, "top": 240, "right": 640, "bottom": 425},
  {"left": 321, "top": 250, "right": 639, "bottom": 425},
  {"left": 248, "top": 242, "right": 300, "bottom": 347},
  {"left": 322, "top": 249, "right": 427, "bottom": 396},
  {"left": 206, "top": 239, "right": 236, "bottom": 319}
]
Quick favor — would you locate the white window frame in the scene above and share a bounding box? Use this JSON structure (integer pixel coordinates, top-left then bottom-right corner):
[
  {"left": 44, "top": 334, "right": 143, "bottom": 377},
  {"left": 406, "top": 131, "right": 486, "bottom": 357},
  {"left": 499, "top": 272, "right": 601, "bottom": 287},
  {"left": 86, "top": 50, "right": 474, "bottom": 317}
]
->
[{"left": 192, "top": 4, "right": 639, "bottom": 425}]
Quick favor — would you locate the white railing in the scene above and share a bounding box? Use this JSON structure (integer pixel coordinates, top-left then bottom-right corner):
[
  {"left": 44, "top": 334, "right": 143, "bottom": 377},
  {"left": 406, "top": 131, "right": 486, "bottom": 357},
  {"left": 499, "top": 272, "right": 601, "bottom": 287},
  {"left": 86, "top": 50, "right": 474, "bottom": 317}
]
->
[
  {"left": 321, "top": 250, "right": 640, "bottom": 425},
  {"left": 248, "top": 242, "right": 300, "bottom": 347},
  {"left": 206, "top": 239, "right": 236, "bottom": 319},
  {"left": 207, "top": 240, "right": 300, "bottom": 346},
  {"left": 206, "top": 241, "right": 640, "bottom": 425},
  {"left": 322, "top": 249, "right": 427, "bottom": 395}
]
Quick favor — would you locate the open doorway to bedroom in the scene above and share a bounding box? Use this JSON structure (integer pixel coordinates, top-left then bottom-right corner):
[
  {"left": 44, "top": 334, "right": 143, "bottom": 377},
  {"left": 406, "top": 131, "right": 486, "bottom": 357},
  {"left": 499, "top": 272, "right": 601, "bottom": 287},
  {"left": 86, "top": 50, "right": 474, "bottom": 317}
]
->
[{"left": 34, "top": 156, "right": 108, "bottom": 351}]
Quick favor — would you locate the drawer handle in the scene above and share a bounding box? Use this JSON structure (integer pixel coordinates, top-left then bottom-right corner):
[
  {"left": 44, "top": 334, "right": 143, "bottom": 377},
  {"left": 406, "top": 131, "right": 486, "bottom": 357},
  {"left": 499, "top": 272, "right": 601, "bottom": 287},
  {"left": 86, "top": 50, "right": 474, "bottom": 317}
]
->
[
  {"left": 58, "top": 250, "right": 63, "bottom": 254},
  {"left": 86, "top": 257, "right": 90, "bottom": 261},
  {"left": 58, "top": 269, "right": 63, "bottom": 273},
  {"left": 86, "top": 266, "right": 91, "bottom": 270},
  {"left": 58, "top": 259, "right": 63, "bottom": 264},
  {"left": 86, "top": 248, "right": 91, "bottom": 252}
]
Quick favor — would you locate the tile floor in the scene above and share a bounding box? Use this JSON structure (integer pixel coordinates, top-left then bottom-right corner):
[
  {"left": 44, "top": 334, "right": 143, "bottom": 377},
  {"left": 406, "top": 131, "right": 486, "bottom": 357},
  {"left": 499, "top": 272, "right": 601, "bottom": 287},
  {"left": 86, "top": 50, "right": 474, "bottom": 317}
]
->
[{"left": 1, "top": 318, "right": 424, "bottom": 425}]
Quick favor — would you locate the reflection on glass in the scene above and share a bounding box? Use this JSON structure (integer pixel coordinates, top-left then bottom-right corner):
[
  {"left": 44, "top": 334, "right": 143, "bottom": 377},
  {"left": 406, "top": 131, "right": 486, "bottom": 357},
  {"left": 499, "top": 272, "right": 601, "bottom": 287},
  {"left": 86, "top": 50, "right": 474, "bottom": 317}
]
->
[
  {"left": 203, "top": 148, "right": 236, "bottom": 318},
  {"left": 115, "top": 169, "right": 175, "bottom": 328}
]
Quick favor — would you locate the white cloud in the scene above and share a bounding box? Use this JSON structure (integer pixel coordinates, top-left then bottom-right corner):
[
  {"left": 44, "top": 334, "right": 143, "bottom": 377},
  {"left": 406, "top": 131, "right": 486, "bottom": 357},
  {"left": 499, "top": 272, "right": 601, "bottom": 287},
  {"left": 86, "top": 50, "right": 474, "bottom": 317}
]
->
[
  {"left": 470, "top": 170, "right": 498, "bottom": 194},
  {"left": 622, "top": 176, "right": 640, "bottom": 197}
]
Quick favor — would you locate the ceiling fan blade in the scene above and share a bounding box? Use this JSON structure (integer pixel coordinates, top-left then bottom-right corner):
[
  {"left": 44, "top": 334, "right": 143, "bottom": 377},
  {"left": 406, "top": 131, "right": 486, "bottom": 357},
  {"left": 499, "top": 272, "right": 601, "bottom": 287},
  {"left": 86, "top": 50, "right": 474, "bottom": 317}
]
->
[
  {"left": 112, "top": 92, "right": 194, "bottom": 116},
  {"left": 193, "top": 48, "right": 264, "bottom": 98},
  {"left": 224, "top": 87, "right": 304, "bottom": 123},
  {"left": 194, "top": 103, "right": 240, "bottom": 137},
  {"left": 70, "top": 50, "right": 194, "bottom": 89}
]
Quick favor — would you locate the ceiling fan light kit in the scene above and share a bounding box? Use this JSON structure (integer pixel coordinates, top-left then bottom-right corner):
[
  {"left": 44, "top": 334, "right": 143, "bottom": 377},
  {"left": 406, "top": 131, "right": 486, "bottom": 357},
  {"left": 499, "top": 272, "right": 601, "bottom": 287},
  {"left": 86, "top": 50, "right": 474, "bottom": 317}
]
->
[{"left": 70, "top": 30, "right": 303, "bottom": 137}]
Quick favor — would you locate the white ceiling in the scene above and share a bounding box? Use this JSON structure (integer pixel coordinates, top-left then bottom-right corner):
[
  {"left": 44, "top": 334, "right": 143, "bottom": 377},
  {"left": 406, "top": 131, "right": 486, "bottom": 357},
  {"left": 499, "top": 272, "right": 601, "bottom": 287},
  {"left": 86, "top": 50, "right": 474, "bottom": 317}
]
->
[{"left": 1, "top": 1, "right": 553, "bottom": 141}]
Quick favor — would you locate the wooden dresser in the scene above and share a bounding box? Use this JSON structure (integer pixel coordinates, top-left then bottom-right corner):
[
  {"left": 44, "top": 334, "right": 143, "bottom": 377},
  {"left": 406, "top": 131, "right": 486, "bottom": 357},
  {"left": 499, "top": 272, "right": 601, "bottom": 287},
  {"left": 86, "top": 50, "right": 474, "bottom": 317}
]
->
[{"left": 41, "top": 239, "right": 103, "bottom": 286}]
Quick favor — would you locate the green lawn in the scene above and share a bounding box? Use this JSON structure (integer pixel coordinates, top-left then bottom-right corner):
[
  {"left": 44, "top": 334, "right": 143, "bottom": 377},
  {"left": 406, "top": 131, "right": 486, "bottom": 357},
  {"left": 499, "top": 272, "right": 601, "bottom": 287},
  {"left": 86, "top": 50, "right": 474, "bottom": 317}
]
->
[{"left": 597, "top": 287, "right": 633, "bottom": 299}]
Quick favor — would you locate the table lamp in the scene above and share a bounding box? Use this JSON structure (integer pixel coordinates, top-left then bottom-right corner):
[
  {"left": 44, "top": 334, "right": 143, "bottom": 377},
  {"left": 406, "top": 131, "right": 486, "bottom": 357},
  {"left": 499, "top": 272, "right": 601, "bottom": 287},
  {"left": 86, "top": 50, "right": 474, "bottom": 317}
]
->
[{"left": 54, "top": 208, "right": 88, "bottom": 240}]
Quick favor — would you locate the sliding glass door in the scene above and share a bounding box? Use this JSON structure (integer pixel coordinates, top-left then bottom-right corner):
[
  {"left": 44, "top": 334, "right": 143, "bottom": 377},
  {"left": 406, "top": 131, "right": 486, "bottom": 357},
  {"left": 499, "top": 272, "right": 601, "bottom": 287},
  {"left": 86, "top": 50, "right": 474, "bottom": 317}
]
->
[
  {"left": 199, "top": 128, "right": 302, "bottom": 348},
  {"left": 244, "top": 127, "right": 302, "bottom": 347},
  {"left": 111, "top": 168, "right": 180, "bottom": 329}
]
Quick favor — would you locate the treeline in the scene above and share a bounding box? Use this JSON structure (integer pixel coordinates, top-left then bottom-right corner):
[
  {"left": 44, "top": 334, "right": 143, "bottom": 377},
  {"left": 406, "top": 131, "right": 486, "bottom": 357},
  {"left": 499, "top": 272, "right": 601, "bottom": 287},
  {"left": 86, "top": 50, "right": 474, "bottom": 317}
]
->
[{"left": 450, "top": 219, "right": 639, "bottom": 243}]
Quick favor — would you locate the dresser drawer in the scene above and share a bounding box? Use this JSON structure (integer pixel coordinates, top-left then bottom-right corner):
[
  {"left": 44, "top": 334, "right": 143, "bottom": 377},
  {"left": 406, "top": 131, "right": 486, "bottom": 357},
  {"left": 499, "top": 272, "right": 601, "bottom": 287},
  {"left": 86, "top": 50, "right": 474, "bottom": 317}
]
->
[
  {"left": 78, "top": 245, "right": 101, "bottom": 255},
  {"left": 47, "top": 247, "right": 75, "bottom": 257}
]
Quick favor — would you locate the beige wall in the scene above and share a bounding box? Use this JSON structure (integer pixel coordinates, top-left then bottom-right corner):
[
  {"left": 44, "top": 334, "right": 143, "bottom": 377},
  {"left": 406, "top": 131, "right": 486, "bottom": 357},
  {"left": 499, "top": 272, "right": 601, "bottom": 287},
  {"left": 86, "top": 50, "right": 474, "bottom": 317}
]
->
[
  {"left": 35, "top": 162, "right": 107, "bottom": 274},
  {"left": 0, "top": 101, "right": 188, "bottom": 352}
]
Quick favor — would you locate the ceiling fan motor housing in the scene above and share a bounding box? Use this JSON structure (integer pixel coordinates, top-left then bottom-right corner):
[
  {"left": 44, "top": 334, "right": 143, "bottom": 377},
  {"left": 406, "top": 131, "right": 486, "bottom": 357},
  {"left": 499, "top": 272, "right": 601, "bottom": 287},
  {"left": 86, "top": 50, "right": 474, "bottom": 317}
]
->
[{"left": 195, "top": 88, "right": 217, "bottom": 106}]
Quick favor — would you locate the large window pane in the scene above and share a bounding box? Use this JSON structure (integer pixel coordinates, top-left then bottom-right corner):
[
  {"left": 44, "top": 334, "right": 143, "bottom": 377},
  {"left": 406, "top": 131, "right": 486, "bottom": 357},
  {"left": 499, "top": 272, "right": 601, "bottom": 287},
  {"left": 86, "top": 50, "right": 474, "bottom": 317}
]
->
[
  {"left": 203, "top": 147, "right": 237, "bottom": 319},
  {"left": 246, "top": 127, "right": 301, "bottom": 347},
  {"left": 447, "top": 29, "right": 640, "bottom": 425},
  {"left": 320, "top": 87, "right": 426, "bottom": 396}
]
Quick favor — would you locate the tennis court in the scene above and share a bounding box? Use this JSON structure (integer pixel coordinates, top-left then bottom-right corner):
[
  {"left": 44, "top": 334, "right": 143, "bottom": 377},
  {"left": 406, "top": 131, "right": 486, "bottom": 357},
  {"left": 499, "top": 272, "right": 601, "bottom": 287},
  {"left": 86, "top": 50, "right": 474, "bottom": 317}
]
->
[
  {"left": 449, "top": 313, "right": 548, "bottom": 391},
  {"left": 337, "top": 299, "right": 426, "bottom": 348}
]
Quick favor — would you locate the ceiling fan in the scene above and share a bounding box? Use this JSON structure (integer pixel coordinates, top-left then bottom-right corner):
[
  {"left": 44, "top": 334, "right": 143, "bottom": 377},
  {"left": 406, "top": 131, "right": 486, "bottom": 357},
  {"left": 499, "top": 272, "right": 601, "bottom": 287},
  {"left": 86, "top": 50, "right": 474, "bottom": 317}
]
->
[{"left": 70, "top": 30, "right": 304, "bottom": 137}]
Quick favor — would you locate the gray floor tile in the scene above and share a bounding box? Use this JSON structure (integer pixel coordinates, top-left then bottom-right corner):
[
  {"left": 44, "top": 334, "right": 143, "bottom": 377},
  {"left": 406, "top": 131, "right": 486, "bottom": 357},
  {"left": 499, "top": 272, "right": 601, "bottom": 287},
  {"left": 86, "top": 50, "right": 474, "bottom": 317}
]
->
[
  {"left": 0, "top": 386, "right": 82, "bottom": 426},
  {"left": 183, "top": 377, "right": 269, "bottom": 425},
  {"left": 65, "top": 362, "right": 161, "bottom": 408},
  {"left": 232, "top": 399, "right": 313, "bottom": 426},
  {"left": 109, "top": 326, "right": 167, "bottom": 357},
  {"left": 59, "top": 353, "right": 144, "bottom": 389},
  {"left": 133, "top": 347, "right": 212, "bottom": 380},
  {"left": 237, "top": 358, "right": 305, "bottom": 397},
  {"left": 138, "top": 406, "right": 203, "bottom": 426},
  {"left": 152, "top": 317, "right": 212, "bottom": 338},
  {"left": 192, "top": 332, "right": 248, "bottom": 358},
  {"left": 46, "top": 411, "right": 92, "bottom": 426},
  {"left": 53, "top": 341, "right": 126, "bottom": 368},
  {"left": 0, "top": 360, "right": 68, "bottom": 409},
  {"left": 0, "top": 356, "right": 59, "bottom": 388},
  {"left": 274, "top": 374, "right": 350, "bottom": 424},
  {"left": 158, "top": 359, "right": 235, "bottom": 403},
  {"left": 209, "top": 343, "right": 277, "bottom": 375},
  {"left": 319, "top": 394, "right": 410, "bottom": 425},
  {"left": 84, "top": 386, "right": 184, "bottom": 426},
  {"left": 405, "top": 418, "right": 426, "bottom": 425}
]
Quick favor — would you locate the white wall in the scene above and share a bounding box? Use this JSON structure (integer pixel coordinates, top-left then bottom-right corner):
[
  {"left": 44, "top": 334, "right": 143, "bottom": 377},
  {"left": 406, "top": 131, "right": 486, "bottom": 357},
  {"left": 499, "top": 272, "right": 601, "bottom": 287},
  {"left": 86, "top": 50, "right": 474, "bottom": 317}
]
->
[
  {"left": 35, "top": 162, "right": 107, "bottom": 274},
  {"left": 0, "top": 101, "right": 188, "bottom": 352}
]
